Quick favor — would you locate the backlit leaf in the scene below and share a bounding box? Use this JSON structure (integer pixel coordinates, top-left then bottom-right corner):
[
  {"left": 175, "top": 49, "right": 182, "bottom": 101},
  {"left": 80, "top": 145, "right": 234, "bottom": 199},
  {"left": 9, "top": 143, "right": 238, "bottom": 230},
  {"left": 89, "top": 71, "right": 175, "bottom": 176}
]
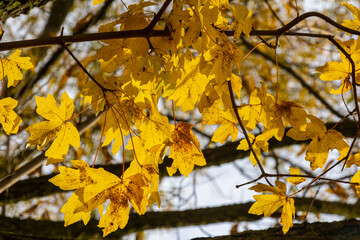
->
[
  {"left": 25, "top": 92, "right": 80, "bottom": 164},
  {"left": 249, "top": 180, "right": 295, "bottom": 234},
  {"left": 287, "top": 115, "right": 349, "bottom": 170},
  {"left": 167, "top": 122, "right": 206, "bottom": 177},
  {"left": 286, "top": 167, "right": 306, "bottom": 185},
  {"left": 0, "top": 49, "right": 33, "bottom": 87},
  {"left": 0, "top": 97, "right": 22, "bottom": 135}
]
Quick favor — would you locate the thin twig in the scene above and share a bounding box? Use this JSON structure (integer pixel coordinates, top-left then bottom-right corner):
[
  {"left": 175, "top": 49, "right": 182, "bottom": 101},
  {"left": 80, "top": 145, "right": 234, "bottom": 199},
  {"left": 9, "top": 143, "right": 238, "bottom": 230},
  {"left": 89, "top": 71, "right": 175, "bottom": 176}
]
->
[{"left": 227, "top": 80, "right": 272, "bottom": 186}]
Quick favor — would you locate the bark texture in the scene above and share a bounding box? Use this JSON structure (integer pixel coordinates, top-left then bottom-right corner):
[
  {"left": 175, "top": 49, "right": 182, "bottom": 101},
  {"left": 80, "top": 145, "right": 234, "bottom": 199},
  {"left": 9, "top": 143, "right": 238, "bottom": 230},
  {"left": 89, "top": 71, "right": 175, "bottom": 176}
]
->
[
  {"left": 0, "top": 0, "right": 53, "bottom": 22},
  {"left": 193, "top": 220, "right": 360, "bottom": 240},
  {"left": 0, "top": 201, "right": 359, "bottom": 239}
]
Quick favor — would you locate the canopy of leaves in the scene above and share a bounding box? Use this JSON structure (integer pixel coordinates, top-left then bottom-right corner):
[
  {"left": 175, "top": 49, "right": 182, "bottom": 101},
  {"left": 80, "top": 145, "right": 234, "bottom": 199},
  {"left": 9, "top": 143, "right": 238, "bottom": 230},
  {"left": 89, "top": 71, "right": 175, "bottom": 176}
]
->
[{"left": 1, "top": 0, "right": 360, "bottom": 239}]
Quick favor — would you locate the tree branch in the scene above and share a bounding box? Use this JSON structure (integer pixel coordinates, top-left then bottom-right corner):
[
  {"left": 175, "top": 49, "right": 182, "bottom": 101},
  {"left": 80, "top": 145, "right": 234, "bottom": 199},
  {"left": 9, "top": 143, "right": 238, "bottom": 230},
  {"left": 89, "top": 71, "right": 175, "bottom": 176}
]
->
[
  {"left": 0, "top": 198, "right": 359, "bottom": 239},
  {"left": 0, "top": 120, "right": 356, "bottom": 204},
  {"left": 0, "top": 11, "right": 359, "bottom": 52},
  {"left": 193, "top": 219, "right": 360, "bottom": 240}
]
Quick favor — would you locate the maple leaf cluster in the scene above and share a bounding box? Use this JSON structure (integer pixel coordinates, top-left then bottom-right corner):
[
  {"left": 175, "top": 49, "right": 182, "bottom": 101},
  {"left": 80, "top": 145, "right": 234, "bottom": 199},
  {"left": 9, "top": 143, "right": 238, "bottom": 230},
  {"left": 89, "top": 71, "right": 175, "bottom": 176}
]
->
[{"left": 2, "top": 0, "right": 360, "bottom": 237}]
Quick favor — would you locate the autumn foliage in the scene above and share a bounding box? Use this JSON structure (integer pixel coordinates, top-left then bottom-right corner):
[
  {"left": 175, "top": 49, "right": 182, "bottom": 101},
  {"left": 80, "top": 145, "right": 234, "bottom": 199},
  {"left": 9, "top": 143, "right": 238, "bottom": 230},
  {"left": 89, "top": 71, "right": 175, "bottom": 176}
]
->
[{"left": 2, "top": 0, "right": 360, "bottom": 237}]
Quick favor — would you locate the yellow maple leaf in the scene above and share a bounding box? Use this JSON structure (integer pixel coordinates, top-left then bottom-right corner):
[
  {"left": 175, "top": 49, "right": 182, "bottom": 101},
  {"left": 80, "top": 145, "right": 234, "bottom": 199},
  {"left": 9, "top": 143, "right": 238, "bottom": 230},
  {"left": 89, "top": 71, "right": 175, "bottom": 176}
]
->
[
  {"left": 167, "top": 121, "right": 206, "bottom": 177},
  {"left": 138, "top": 112, "right": 173, "bottom": 150},
  {"left": 182, "top": 0, "right": 225, "bottom": 49},
  {"left": 125, "top": 112, "right": 174, "bottom": 207},
  {"left": 232, "top": 4, "right": 252, "bottom": 41},
  {"left": 238, "top": 84, "right": 307, "bottom": 142},
  {"left": 49, "top": 160, "right": 100, "bottom": 226},
  {"left": 204, "top": 34, "right": 243, "bottom": 83},
  {"left": 342, "top": 3, "right": 360, "bottom": 33},
  {"left": 0, "top": 97, "right": 22, "bottom": 135},
  {"left": 167, "top": 54, "right": 212, "bottom": 111},
  {"left": 49, "top": 160, "right": 149, "bottom": 237},
  {"left": 248, "top": 180, "right": 295, "bottom": 234},
  {"left": 350, "top": 169, "right": 360, "bottom": 197},
  {"left": 202, "top": 103, "right": 238, "bottom": 144},
  {"left": 101, "top": 96, "right": 145, "bottom": 155},
  {"left": 95, "top": 4, "right": 153, "bottom": 73},
  {"left": 25, "top": 91, "right": 80, "bottom": 164},
  {"left": 315, "top": 39, "right": 360, "bottom": 94},
  {"left": 81, "top": 75, "right": 118, "bottom": 114},
  {"left": 239, "top": 84, "right": 307, "bottom": 141},
  {"left": 61, "top": 193, "right": 92, "bottom": 226},
  {"left": 346, "top": 152, "right": 360, "bottom": 168},
  {"left": 286, "top": 167, "right": 306, "bottom": 186},
  {"left": 92, "top": 0, "right": 104, "bottom": 5},
  {"left": 237, "top": 88, "right": 262, "bottom": 131},
  {"left": 125, "top": 137, "right": 165, "bottom": 208},
  {"left": 275, "top": 101, "right": 307, "bottom": 131},
  {"left": 287, "top": 115, "right": 349, "bottom": 170},
  {"left": 237, "top": 129, "right": 276, "bottom": 166},
  {"left": 0, "top": 49, "right": 33, "bottom": 87}
]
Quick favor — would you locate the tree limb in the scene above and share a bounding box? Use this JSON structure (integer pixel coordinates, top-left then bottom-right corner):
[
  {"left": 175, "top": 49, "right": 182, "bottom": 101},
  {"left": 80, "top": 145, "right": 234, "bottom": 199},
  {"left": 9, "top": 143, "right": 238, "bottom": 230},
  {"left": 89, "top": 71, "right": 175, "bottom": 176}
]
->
[
  {"left": 0, "top": 198, "right": 359, "bottom": 239},
  {"left": 0, "top": 120, "right": 356, "bottom": 204},
  {"left": 193, "top": 219, "right": 360, "bottom": 240}
]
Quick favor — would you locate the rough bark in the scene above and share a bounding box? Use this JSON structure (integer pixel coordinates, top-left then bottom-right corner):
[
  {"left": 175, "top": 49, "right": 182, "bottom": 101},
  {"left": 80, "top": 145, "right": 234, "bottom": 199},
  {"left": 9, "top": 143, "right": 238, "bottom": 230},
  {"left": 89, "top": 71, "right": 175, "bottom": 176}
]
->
[
  {"left": 193, "top": 219, "right": 360, "bottom": 240},
  {"left": 0, "top": 119, "right": 356, "bottom": 204},
  {"left": 0, "top": 0, "right": 53, "bottom": 22},
  {"left": 0, "top": 198, "right": 359, "bottom": 239}
]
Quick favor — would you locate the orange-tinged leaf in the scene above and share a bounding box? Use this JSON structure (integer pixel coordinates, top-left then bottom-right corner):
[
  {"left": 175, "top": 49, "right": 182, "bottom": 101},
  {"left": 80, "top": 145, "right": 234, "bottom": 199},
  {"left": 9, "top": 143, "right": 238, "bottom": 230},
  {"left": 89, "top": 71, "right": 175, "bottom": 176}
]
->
[
  {"left": 25, "top": 92, "right": 80, "bottom": 164},
  {"left": 237, "top": 84, "right": 306, "bottom": 141},
  {"left": 167, "top": 122, "right": 206, "bottom": 177},
  {"left": 95, "top": 173, "right": 148, "bottom": 236},
  {"left": 286, "top": 167, "right": 305, "bottom": 185},
  {"left": 0, "top": 97, "right": 22, "bottom": 135},
  {"left": 249, "top": 180, "right": 295, "bottom": 234},
  {"left": 125, "top": 129, "right": 169, "bottom": 208},
  {"left": 98, "top": 193, "right": 129, "bottom": 236},
  {"left": 0, "top": 49, "right": 33, "bottom": 87}
]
